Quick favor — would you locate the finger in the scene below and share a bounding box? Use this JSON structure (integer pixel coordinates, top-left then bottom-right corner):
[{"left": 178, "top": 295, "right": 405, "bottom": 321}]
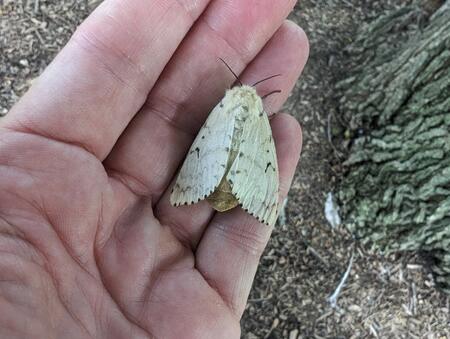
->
[
  {"left": 195, "top": 114, "right": 304, "bottom": 317},
  {"left": 155, "top": 21, "right": 309, "bottom": 249},
  {"left": 196, "top": 113, "right": 303, "bottom": 316},
  {"left": 96, "top": 199, "right": 240, "bottom": 338},
  {"left": 1, "top": 0, "right": 212, "bottom": 160},
  {"left": 104, "top": 0, "right": 297, "bottom": 198}
]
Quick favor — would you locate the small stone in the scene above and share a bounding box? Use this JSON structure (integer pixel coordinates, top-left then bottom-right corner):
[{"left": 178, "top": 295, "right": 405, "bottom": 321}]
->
[
  {"left": 19, "top": 59, "right": 29, "bottom": 67},
  {"left": 289, "top": 329, "right": 299, "bottom": 339},
  {"left": 10, "top": 66, "right": 19, "bottom": 74},
  {"left": 349, "top": 304, "right": 361, "bottom": 313},
  {"left": 271, "top": 318, "right": 280, "bottom": 329}
]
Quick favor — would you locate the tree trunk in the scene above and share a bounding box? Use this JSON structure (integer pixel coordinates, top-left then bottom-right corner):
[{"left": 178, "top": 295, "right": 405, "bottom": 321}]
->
[{"left": 337, "top": 2, "right": 450, "bottom": 292}]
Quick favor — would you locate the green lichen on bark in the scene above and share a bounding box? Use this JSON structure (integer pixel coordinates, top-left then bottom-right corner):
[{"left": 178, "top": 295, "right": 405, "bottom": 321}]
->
[{"left": 337, "top": 3, "right": 450, "bottom": 292}]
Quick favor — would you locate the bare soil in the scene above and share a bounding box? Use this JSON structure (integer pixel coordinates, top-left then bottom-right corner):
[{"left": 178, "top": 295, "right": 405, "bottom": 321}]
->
[{"left": 1, "top": 1, "right": 449, "bottom": 338}]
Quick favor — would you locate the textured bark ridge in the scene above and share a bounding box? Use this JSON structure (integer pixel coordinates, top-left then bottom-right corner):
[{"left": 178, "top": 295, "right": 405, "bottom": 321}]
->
[{"left": 337, "top": 3, "right": 450, "bottom": 292}]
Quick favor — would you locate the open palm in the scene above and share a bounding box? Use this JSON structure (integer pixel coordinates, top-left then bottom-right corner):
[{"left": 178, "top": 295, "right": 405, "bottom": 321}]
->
[{"left": 0, "top": 0, "right": 308, "bottom": 338}]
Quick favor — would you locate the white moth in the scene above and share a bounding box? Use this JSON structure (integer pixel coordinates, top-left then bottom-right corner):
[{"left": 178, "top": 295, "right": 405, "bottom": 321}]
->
[{"left": 170, "top": 63, "right": 280, "bottom": 226}]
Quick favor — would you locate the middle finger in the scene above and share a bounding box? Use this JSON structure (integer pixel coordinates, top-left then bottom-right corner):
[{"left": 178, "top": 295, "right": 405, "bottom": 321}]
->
[{"left": 104, "top": 0, "right": 297, "bottom": 201}]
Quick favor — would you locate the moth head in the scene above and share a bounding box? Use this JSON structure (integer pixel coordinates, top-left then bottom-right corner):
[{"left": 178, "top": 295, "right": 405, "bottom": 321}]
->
[
  {"left": 218, "top": 85, "right": 262, "bottom": 115},
  {"left": 234, "top": 85, "right": 262, "bottom": 104}
]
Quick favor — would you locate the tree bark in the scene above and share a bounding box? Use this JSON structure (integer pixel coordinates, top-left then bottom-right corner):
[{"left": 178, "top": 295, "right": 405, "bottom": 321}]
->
[{"left": 337, "top": 2, "right": 450, "bottom": 292}]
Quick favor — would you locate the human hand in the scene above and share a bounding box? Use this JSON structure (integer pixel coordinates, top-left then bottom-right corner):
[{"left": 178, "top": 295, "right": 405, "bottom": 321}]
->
[{"left": 0, "top": 0, "right": 308, "bottom": 338}]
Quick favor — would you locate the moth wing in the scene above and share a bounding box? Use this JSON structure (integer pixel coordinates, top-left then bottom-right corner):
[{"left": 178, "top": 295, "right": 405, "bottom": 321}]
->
[
  {"left": 227, "top": 112, "right": 279, "bottom": 226},
  {"left": 170, "top": 103, "right": 237, "bottom": 206}
]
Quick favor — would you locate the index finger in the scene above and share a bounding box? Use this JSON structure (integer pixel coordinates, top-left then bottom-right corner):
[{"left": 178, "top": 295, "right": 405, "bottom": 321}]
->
[{"left": 1, "top": 0, "right": 212, "bottom": 159}]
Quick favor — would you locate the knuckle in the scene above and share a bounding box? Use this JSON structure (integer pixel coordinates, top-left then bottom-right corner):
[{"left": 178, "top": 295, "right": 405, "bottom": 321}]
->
[{"left": 211, "top": 218, "right": 271, "bottom": 257}]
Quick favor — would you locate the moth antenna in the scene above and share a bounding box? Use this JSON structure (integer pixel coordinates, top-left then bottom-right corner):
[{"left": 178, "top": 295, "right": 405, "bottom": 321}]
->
[
  {"left": 252, "top": 74, "right": 282, "bottom": 87},
  {"left": 219, "top": 58, "right": 243, "bottom": 86},
  {"left": 261, "top": 90, "right": 282, "bottom": 100}
]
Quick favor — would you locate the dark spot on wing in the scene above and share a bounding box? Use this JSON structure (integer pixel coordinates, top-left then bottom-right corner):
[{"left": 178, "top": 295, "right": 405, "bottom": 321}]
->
[
  {"left": 265, "top": 162, "right": 274, "bottom": 173},
  {"left": 194, "top": 147, "right": 200, "bottom": 158}
]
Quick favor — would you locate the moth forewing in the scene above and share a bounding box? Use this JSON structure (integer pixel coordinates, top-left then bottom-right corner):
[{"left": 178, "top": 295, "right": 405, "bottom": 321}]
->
[
  {"left": 226, "top": 106, "right": 279, "bottom": 226},
  {"left": 169, "top": 100, "right": 236, "bottom": 207},
  {"left": 170, "top": 85, "right": 280, "bottom": 226}
]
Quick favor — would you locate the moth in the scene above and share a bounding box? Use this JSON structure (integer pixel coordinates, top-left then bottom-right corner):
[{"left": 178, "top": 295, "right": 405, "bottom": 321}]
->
[{"left": 170, "top": 60, "right": 280, "bottom": 226}]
